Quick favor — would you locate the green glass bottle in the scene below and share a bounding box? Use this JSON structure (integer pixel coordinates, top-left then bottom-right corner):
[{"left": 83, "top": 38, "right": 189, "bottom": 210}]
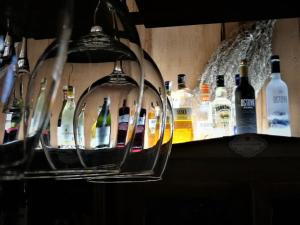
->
[{"left": 94, "top": 97, "right": 111, "bottom": 148}]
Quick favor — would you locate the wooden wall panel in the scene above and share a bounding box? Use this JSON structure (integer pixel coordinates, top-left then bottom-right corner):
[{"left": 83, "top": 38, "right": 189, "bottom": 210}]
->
[{"left": 137, "top": 24, "right": 221, "bottom": 90}]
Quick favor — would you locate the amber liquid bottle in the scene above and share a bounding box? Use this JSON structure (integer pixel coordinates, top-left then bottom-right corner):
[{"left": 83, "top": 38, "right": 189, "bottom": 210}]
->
[{"left": 172, "top": 74, "right": 193, "bottom": 143}]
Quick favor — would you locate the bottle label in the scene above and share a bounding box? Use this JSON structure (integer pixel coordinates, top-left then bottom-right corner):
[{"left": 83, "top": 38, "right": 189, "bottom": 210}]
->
[
  {"left": 4, "top": 113, "right": 13, "bottom": 130},
  {"left": 174, "top": 108, "right": 192, "bottom": 120},
  {"left": 148, "top": 118, "right": 157, "bottom": 134},
  {"left": 137, "top": 116, "right": 146, "bottom": 126},
  {"left": 241, "top": 99, "right": 255, "bottom": 109},
  {"left": 61, "top": 124, "right": 74, "bottom": 145},
  {"left": 119, "top": 114, "right": 129, "bottom": 123},
  {"left": 57, "top": 126, "right": 62, "bottom": 146},
  {"left": 236, "top": 98, "right": 257, "bottom": 134},
  {"left": 273, "top": 96, "right": 287, "bottom": 104},
  {"left": 95, "top": 126, "right": 110, "bottom": 147},
  {"left": 213, "top": 104, "right": 231, "bottom": 134}
]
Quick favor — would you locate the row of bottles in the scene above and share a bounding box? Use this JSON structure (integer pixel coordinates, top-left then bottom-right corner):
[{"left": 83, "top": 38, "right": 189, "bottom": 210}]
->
[
  {"left": 168, "top": 55, "right": 291, "bottom": 144},
  {"left": 32, "top": 82, "right": 162, "bottom": 150},
  {"left": 1, "top": 23, "right": 30, "bottom": 144}
]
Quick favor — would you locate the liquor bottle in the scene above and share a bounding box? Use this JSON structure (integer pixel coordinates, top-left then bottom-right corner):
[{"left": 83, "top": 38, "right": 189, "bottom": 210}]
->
[
  {"left": 171, "top": 74, "right": 194, "bottom": 143},
  {"left": 196, "top": 83, "right": 213, "bottom": 140},
  {"left": 146, "top": 102, "right": 157, "bottom": 148},
  {"left": 57, "top": 86, "right": 68, "bottom": 148},
  {"left": 60, "top": 85, "right": 76, "bottom": 149},
  {"left": 266, "top": 55, "right": 291, "bottom": 136},
  {"left": 41, "top": 118, "right": 51, "bottom": 147},
  {"left": 3, "top": 92, "right": 22, "bottom": 143},
  {"left": 17, "top": 37, "right": 30, "bottom": 74},
  {"left": 231, "top": 74, "right": 240, "bottom": 135},
  {"left": 163, "top": 82, "right": 172, "bottom": 144},
  {"left": 0, "top": 22, "right": 15, "bottom": 68},
  {"left": 212, "top": 75, "right": 231, "bottom": 137},
  {"left": 28, "top": 78, "right": 47, "bottom": 136},
  {"left": 235, "top": 60, "right": 257, "bottom": 134},
  {"left": 165, "top": 81, "right": 172, "bottom": 103},
  {"left": 131, "top": 107, "right": 146, "bottom": 152},
  {"left": 116, "top": 99, "right": 130, "bottom": 149},
  {"left": 154, "top": 101, "right": 161, "bottom": 144},
  {"left": 90, "top": 106, "right": 102, "bottom": 147},
  {"left": 77, "top": 103, "right": 85, "bottom": 148},
  {"left": 93, "top": 97, "right": 111, "bottom": 148}
]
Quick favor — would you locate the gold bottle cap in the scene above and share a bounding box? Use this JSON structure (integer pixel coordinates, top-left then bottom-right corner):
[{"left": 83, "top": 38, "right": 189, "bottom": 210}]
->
[{"left": 239, "top": 59, "right": 248, "bottom": 77}]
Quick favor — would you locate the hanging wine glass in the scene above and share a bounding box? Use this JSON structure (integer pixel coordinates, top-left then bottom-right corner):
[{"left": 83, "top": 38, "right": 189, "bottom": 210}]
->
[
  {"left": 86, "top": 50, "right": 171, "bottom": 183},
  {"left": 88, "top": 98, "right": 173, "bottom": 183},
  {"left": 25, "top": 0, "right": 144, "bottom": 179},
  {"left": 0, "top": 0, "right": 73, "bottom": 180}
]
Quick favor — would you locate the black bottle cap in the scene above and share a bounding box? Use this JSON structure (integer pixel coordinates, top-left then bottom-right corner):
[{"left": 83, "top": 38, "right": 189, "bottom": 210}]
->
[
  {"left": 216, "top": 75, "right": 224, "bottom": 87},
  {"left": 177, "top": 74, "right": 186, "bottom": 84},
  {"left": 271, "top": 55, "right": 280, "bottom": 73}
]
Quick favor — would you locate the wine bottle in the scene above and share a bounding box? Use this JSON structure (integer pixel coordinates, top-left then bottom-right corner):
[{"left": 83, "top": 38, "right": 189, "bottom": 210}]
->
[
  {"left": 28, "top": 78, "right": 47, "bottom": 136},
  {"left": 116, "top": 99, "right": 130, "bottom": 149},
  {"left": 57, "top": 85, "right": 68, "bottom": 147},
  {"left": 60, "top": 85, "right": 76, "bottom": 149},
  {"left": 172, "top": 74, "right": 194, "bottom": 143},
  {"left": 17, "top": 37, "right": 30, "bottom": 74},
  {"left": 266, "top": 55, "right": 291, "bottom": 136},
  {"left": 94, "top": 97, "right": 111, "bottom": 148},
  {"left": 0, "top": 22, "right": 15, "bottom": 68},
  {"left": 131, "top": 107, "right": 146, "bottom": 152},
  {"left": 3, "top": 92, "right": 22, "bottom": 143},
  {"left": 212, "top": 75, "right": 231, "bottom": 137},
  {"left": 231, "top": 74, "right": 240, "bottom": 135},
  {"left": 235, "top": 60, "right": 257, "bottom": 134}
]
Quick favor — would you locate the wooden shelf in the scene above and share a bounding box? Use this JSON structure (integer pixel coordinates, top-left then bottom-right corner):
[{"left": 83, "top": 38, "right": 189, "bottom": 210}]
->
[{"left": 164, "top": 134, "right": 300, "bottom": 184}]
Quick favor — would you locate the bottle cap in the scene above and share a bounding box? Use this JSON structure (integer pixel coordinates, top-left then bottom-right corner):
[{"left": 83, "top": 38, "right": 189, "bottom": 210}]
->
[
  {"left": 271, "top": 55, "right": 280, "bottom": 73},
  {"left": 177, "top": 74, "right": 186, "bottom": 84},
  {"left": 239, "top": 59, "right": 248, "bottom": 77},
  {"left": 271, "top": 55, "right": 280, "bottom": 61},
  {"left": 200, "top": 83, "right": 209, "bottom": 94},
  {"left": 216, "top": 75, "right": 224, "bottom": 87},
  {"left": 164, "top": 81, "right": 172, "bottom": 91}
]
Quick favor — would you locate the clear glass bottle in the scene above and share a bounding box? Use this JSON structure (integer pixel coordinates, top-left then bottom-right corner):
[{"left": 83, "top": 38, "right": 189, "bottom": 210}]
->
[
  {"left": 57, "top": 85, "right": 68, "bottom": 148},
  {"left": 60, "top": 85, "right": 76, "bottom": 149},
  {"left": 212, "top": 75, "right": 231, "bottom": 137},
  {"left": 28, "top": 78, "right": 47, "bottom": 136},
  {"left": 266, "top": 55, "right": 291, "bottom": 136},
  {"left": 93, "top": 97, "right": 111, "bottom": 149},
  {"left": 231, "top": 74, "right": 240, "bottom": 135},
  {"left": 171, "top": 74, "right": 194, "bottom": 143},
  {"left": 235, "top": 60, "right": 257, "bottom": 134},
  {"left": 196, "top": 83, "right": 213, "bottom": 140}
]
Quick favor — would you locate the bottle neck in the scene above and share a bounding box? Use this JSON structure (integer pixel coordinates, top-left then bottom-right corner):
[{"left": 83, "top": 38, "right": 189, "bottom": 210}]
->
[
  {"left": 240, "top": 76, "right": 249, "bottom": 84},
  {"left": 271, "top": 72, "right": 281, "bottom": 79},
  {"left": 215, "top": 86, "right": 227, "bottom": 98},
  {"left": 178, "top": 83, "right": 186, "bottom": 89}
]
